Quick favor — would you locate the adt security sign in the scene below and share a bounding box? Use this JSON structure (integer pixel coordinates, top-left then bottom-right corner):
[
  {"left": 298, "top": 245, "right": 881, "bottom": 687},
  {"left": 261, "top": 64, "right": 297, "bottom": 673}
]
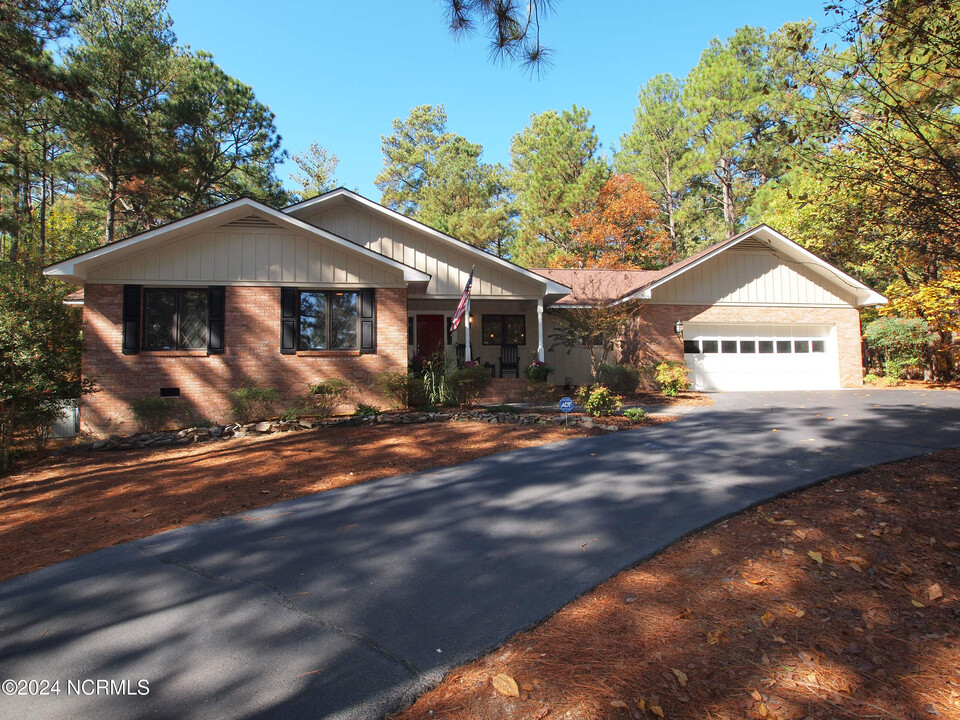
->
[{"left": 558, "top": 397, "right": 574, "bottom": 413}]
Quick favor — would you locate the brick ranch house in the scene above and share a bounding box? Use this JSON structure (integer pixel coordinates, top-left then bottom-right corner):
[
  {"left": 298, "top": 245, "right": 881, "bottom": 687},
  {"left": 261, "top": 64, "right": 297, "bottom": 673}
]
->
[{"left": 43, "top": 188, "right": 885, "bottom": 435}]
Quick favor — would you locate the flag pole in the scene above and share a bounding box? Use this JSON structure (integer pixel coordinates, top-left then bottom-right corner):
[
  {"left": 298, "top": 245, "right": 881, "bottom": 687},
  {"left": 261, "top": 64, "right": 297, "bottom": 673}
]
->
[{"left": 464, "top": 288, "right": 472, "bottom": 362}]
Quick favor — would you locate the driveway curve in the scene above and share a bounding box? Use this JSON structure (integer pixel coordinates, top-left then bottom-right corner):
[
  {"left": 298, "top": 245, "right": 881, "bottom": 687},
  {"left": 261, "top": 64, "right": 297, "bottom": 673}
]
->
[{"left": 1, "top": 389, "right": 959, "bottom": 720}]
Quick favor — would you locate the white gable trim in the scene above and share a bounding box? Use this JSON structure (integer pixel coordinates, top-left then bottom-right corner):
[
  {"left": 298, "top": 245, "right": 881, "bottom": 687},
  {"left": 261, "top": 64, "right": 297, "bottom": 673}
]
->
[
  {"left": 623, "top": 225, "right": 887, "bottom": 308},
  {"left": 43, "top": 197, "right": 432, "bottom": 285},
  {"left": 285, "top": 188, "right": 571, "bottom": 298}
]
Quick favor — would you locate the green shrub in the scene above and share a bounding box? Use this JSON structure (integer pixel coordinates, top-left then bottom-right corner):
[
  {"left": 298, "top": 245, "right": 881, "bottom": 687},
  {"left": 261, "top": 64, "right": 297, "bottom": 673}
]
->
[
  {"left": 596, "top": 363, "right": 640, "bottom": 393},
  {"left": 309, "top": 379, "right": 352, "bottom": 418},
  {"left": 130, "top": 396, "right": 188, "bottom": 432},
  {"left": 622, "top": 407, "right": 647, "bottom": 421},
  {"left": 524, "top": 360, "right": 553, "bottom": 383},
  {"left": 406, "top": 375, "right": 429, "bottom": 408},
  {"left": 878, "top": 375, "right": 903, "bottom": 387},
  {"left": 230, "top": 386, "right": 280, "bottom": 424},
  {"left": 863, "top": 317, "right": 933, "bottom": 379},
  {"left": 655, "top": 361, "right": 691, "bottom": 397},
  {"left": 863, "top": 373, "right": 880, "bottom": 385},
  {"left": 575, "top": 384, "right": 623, "bottom": 417},
  {"left": 374, "top": 370, "right": 411, "bottom": 408},
  {"left": 451, "top": 363, "right": 493, "bottom": 404},
  {"left": 420, "top": 354, "right": 453, "bottom": 405},
  {"left": 355, "top": 403, "right": 382, "bottom": 417}
]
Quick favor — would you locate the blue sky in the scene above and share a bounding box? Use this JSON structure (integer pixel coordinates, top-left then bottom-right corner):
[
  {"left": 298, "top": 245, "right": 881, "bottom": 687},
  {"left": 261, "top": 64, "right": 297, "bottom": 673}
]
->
[{"left": 165, "top": 0, "right": 835, "bottom": 199}]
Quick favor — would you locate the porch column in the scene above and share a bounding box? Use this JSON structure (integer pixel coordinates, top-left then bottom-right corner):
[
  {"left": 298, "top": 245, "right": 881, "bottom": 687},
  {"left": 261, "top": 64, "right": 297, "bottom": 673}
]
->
[
  {"left": 464, "top": 295, "right": 472, "bottom": 361},
  {"left": 537, "top": 298, "right": 545, "bottom": 362}
]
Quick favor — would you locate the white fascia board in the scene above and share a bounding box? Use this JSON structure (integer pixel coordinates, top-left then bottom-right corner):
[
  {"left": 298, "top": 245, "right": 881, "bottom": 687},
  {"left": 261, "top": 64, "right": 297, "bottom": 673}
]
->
[
  {"left": 622, "top": 225, "right": 886, "bottom": 308},
  {"left": 285, "top": 188, "right": 571, "bottom": 297},
  {"left": 43, "top": 197, "right": 431, "bottom": 285}
]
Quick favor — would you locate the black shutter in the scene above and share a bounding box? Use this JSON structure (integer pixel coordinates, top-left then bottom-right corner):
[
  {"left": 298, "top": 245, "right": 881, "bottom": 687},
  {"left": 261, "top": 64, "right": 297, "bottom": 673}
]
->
[
  {"left": 281, "top": 287, "right": 298, "bottom": 354},
  {"left": 122, "top": 285, "right": 141, "bottom": 354},
  {"left": 359, "top": 289, "right": 376, "bottom": 354},
  {"left": 207, "top": 286, "right": 225, "bottom": 354}
]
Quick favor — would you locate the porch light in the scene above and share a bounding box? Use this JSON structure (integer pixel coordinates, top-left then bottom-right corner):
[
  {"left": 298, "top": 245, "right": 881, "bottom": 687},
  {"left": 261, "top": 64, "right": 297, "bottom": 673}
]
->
[{"left": 674, "top": 320, "right": 684, "bottom": 338}]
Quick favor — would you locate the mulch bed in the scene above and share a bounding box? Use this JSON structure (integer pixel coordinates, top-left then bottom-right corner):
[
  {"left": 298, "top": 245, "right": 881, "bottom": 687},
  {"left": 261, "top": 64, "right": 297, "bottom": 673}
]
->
[
  {"left": 0, "top": 416, "right": 671, "bottom": 583},
  {"left": 393, "top": 448, "right": 960, "bottom": 720},
  {"left": 625, "top": 391, "right": 714, "bottom": 408}
]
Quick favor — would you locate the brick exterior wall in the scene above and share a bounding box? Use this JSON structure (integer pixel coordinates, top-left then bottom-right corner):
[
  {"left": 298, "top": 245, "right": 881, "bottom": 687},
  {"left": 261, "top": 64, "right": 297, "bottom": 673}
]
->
[
  {"left": 620, "top": 304, "right": 864, "bottom": 389},
  {"left": 81, "top": 285, "right": 408, "bottom": 436}
]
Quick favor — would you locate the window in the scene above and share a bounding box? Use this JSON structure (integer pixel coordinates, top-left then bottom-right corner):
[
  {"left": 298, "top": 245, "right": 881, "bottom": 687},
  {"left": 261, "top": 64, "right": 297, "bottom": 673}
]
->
[
  {"left": 758, "top": 340, "right": 774, "bottom": 354},
  {"left": 812, "top": 340, "right": 825, "bottom": 353},
  {"left": 740, "top": 340, "right": 756, "bottom": 353},
  {"left": 482, "top": 314, "right": 526, "bottom": 345},
  {"left": 143, "top": 288, "right": 208, "bottom": 350},
  {"left": 299, "top": 291, "right": 358, "bottom": 350},
  {"left": 721, "top": 340, "right": 738, "bottom": 353},
  {"left": 794, "top": 340, "right": 810, "bottom": 353},
  {"left": 776, "top": 340, "right": 792, "bottom": 353},
  {"left": 683, "top": 340, "right": 701, "bottom": 354},
  {"left": 701, "top": 340, "right": 719, "bottom": 354}
]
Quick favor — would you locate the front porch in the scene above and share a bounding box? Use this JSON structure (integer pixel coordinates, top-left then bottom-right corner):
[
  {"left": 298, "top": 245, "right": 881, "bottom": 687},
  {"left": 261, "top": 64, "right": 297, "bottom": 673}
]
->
[{"left": 406, "top": 298, "right": 547, "bottom": 379}]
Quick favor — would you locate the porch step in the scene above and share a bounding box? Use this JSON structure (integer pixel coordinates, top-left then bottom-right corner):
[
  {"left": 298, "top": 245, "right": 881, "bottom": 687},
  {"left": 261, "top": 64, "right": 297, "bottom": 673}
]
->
[{"left": 475, "top": 378, "right": 527, "bottom": 404}]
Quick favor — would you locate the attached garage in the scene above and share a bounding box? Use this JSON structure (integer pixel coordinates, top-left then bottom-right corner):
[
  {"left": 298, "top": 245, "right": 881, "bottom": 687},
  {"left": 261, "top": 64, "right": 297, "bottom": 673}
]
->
[
  {"left": 536, "top": 224, "right": 888, "bottom": 391},
  {"left": 682, "top": 323, "right": 839, "bottom": 391}
]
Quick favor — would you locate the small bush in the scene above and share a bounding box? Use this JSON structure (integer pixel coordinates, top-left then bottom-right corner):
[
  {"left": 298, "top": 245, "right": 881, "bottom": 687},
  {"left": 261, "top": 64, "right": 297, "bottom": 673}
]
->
[
  {"left": 863, "top": 373, "right": 879, "bottom": 385},
  {"left": 130, "top": 396, "right": 187, "bottom": 432},
  {"left": 655, "top": 361, "right": 691, "bottom": 397},
  {"left": 525, "top": 380, "right": 556, "bottom": 405},
  {"left": 309, "top": 379, "right": 351, "bottom": 419},
  {"left": 451, "top": 363, "right": 493, "bottom": 404},
  {"left": 230, "top": 386, "right": 280, "bottom": 424},
  {"left": 575, "top": 384, "right": 623, "bottom": 417},
  {"left": 623, "top": 407, "right": 647, "bottom": 421},
  {"left": 374, "top": 370, "right": 411, "bottom": 409},
  {"left": 406, "top": 375, "right": 429, "bottom": 408},
  {"left": 524, "top": 360, "right": 553, "bottom": 383},
  {"left": 355, "top": 403, "right": 382, "bottom": 417},
  {"left": 596, "top": 364, "right": 640, "bottom": 393},
  {"left": 878, "top": 375, "right": 903, "bottom": 387}
]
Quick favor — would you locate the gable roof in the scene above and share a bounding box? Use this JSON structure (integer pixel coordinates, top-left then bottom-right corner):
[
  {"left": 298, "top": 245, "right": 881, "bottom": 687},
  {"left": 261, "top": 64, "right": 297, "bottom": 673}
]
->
[
  {"left": 43, "top": 197, "right": 432, "bottom": 285},
  {"left": 285, "top": 187, "right": 571, "bottom": 299},
  {"left": 536, "top": 225, "right": 887, "bottom": 308},
  {"left": 530, "top": 268, "right": 661, "bottom": 306}
]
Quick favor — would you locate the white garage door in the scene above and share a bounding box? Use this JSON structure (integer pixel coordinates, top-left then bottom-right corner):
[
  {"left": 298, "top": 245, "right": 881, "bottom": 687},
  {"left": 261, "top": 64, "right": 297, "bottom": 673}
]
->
[{"left": 683, "top": 323, "right": 840, "bottom": 391}]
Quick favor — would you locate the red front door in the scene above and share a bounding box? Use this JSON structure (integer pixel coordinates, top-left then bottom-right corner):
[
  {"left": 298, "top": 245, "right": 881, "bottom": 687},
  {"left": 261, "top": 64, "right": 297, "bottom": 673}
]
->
[{"left": 416, "top": 314, "right": 446, "bottom": 359}]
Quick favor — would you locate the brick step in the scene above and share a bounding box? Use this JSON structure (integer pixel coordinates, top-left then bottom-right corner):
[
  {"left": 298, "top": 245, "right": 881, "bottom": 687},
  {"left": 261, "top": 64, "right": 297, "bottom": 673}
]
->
[{"left": 476, "top": 378, "right": 527, "bottom": 403}]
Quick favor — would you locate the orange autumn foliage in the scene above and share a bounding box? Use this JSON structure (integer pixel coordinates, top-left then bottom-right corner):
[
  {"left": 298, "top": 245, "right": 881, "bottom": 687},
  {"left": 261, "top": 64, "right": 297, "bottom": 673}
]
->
[{"left": 558, "top": 173, "right": 673, "bottom": 270}]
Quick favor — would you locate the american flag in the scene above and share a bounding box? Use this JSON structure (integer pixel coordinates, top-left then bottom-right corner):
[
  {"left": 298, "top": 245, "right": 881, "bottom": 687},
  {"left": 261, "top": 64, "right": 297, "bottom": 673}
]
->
[{"left": 450, "top": 266, "right": 474, "bottom": 331}]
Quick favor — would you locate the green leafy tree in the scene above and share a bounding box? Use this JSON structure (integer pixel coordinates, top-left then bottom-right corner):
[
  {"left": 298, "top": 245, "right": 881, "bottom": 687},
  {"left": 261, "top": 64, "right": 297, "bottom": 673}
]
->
[
  {"left": 683, "top": 24, "right": 811, "bottom": 239},
  {"left": 0, "top": 1, "right": 74, "bottom": 92},
  {"left": 376, "top": 105, "right": 513, "bottom": 254},
  {"left": 289, "top": 142, "right": 340, "bottom": 199},
  {"left": 616, "top": 74, "right": 691, "bottom": 250},
  {"left": 0, "top": 262, "right": 92, "bottom": 468},
  {"left": 162, "top": 50, "right": 288, "bottom": 215},
  {"left": 64, "top": 0, "right": 178, "bottom": 244},
  {"left": 508, "top": 105, "right": 609, "bottom": 265}
]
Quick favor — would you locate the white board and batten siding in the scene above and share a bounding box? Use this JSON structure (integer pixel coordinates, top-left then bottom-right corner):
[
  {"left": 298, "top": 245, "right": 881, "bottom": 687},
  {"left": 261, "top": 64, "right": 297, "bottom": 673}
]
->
[
  {"left": 298, "top": 202, "right": 545, "bottom": 299},
  {"left": 85, "top": 217, "right": 404, "bottom": 287},
  {"left": 651, "top": 246, "right": 858, "bottom": 307}
]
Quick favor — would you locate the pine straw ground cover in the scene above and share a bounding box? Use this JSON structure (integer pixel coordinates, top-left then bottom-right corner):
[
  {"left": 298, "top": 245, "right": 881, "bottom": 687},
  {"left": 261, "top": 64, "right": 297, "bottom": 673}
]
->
[
  {"left": 394, "top": 449, "right": 960, "bottom": 720},
  {"left": 0, "top": 415, "right": 672, "bottom": 583}
]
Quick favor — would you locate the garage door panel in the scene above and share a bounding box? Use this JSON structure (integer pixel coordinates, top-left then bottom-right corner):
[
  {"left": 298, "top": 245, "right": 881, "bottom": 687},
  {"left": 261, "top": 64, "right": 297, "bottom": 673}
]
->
[{"left": 683, "top": 323, "right": 839, "bottom": 392}]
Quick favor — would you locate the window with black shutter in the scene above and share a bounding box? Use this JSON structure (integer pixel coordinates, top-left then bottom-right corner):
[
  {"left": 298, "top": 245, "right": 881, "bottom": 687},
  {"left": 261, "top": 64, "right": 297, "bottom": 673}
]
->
[{"left": 283, "top": 288, "right": 376, "bottom": 353}]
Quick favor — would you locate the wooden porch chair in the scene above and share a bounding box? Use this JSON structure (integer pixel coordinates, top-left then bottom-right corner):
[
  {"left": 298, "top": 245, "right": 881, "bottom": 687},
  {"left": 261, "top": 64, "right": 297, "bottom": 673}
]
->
[{"left": 499, "top": 344, "right": 520, "bottom": 378}]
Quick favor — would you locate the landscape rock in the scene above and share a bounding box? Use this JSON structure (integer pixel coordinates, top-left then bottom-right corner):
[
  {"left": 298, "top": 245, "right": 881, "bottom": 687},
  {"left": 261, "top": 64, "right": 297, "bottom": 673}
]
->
[{"left": 254, "top": 421, "right": 272, "bottom": 433}]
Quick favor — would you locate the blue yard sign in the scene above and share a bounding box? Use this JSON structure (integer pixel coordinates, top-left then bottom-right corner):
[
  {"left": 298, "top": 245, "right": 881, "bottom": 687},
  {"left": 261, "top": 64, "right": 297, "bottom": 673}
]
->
[{"left": 558, "top": 397, "right": 574, "bottom": 413}]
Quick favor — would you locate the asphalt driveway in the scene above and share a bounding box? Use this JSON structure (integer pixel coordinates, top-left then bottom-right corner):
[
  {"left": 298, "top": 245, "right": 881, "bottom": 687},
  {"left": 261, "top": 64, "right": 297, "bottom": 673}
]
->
[{"left": 1, "top": 389, "right": 959, "bottom": 720}]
